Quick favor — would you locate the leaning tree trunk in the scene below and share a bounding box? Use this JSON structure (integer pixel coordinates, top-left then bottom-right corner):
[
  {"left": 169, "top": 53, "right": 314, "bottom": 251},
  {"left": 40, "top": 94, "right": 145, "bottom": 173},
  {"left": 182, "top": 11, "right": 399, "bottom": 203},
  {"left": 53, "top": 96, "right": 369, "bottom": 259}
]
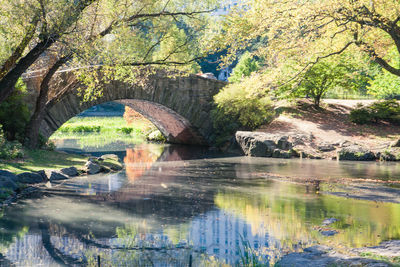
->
[
  {"left": 0, "top": 38, "right": 57, "bottom": 103},
  {"left": 24, "top": 56, "right": 68, "bottom": 149}
]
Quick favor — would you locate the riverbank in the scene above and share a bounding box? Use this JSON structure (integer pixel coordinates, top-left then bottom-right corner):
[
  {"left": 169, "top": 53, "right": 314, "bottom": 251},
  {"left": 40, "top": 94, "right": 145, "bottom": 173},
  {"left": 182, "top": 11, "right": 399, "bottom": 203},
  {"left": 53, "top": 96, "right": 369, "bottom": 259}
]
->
[
  {"left": 235, "top": 99, "right": 400, "bottom": 161},
  {"left": 0, "top": 151, "right": 123, "bottom": 208}
]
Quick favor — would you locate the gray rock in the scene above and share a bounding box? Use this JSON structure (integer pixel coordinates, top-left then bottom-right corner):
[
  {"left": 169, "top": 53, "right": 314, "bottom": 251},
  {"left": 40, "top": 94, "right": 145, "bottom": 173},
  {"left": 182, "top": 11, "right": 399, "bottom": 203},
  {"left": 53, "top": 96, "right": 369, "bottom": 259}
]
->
[
  {"left": 318, "top": 143, "right": 336, "bottom": 152},
  {"left": 16, "top": 172, "right": 45, "bottom": 184},
  {"left": 85, "top": 161, "right": 101, "bottom": 174},
  {"left": 319, "top": 230, "right": 338, "bottom": 236},
  {"left": 322, "top": 218, "right": 338, "bottom": 226},
  {"left": 100, "top": 154, "right": 120, "bottom": 162},
  {"left": 60, "top": 167, "right": 79, "bottom": 177},
  {"left": 236, "top": 131, "right": 294, "bottom": 158},
  {"left": 338, "top": 145, "right": 376, "bottom": 161},
  {"left": 47, "top": 171, "right": 69, "bottom": 181},
  {"left": 36, "top": 170, "right": 47, "bottom": 181},
  {"left": 276, "top": 136, "right": 292, "bottom": 150},
  {"left": 0, "top": 170, "right": 18, "bottom": 190}
]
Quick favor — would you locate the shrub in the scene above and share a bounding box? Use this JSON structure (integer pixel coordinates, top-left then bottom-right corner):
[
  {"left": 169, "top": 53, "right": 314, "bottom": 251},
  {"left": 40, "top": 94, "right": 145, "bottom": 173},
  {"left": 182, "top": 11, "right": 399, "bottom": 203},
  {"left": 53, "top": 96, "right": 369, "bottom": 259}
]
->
[
  {"left": 0, "top": 125, "right": 24, "bottom": 159},
  {"left": 117, "top": 127, "right": 134, "bottom": 134},
  {"left": 350, "top": 100, "right": 400, "bottom": 124},
  {"left": 0, "top": 79, "right": 30, "bottom": 142},
  {"left": 59, "top": 125, "right": 101, "bottom": 133},
  {"left": 212, "top": 75, "right": 275, "bottom": 145}
]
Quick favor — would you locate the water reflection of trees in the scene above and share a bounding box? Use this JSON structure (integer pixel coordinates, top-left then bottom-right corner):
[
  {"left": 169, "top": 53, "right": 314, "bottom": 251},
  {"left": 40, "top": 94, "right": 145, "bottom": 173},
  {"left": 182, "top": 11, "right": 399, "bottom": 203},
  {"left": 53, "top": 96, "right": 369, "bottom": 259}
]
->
[{"left": 215, "top": 180, "right": 400, "bottom": 255}]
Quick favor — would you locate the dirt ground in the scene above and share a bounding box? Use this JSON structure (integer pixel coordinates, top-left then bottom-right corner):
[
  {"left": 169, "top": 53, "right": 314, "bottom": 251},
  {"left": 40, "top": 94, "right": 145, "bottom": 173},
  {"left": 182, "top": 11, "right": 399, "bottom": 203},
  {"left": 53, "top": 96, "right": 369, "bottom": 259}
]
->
[{"left": 257, "top": 99, "right": 400, "bottom": 150}]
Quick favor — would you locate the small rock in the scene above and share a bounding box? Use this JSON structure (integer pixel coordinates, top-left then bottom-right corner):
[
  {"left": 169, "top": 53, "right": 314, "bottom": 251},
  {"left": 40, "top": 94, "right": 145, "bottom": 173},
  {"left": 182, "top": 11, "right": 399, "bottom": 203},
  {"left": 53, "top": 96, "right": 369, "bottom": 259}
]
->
[
  {"left": 319, "top": 230, "right": 338, "bottom": 236},
  {"left": 16, "top": 172, "right": 45, "bottom": 184},
  {"left": 318, "top": 143, "right": 336, "bottom": 152},
  {"left": 85, "top": 161, "right": 101, "bottom": 174},
  {"left": 100, "top": 154, "right": 120, "bottom": 162},
  {"left": 60, "top": 167, "right": 79, "bottom": 177},
  {"left": 47, "top": 171, "right": 69, "bottom": 181},
  {"left": 322, "top": 218, "right": 338, "bottom": 226}
]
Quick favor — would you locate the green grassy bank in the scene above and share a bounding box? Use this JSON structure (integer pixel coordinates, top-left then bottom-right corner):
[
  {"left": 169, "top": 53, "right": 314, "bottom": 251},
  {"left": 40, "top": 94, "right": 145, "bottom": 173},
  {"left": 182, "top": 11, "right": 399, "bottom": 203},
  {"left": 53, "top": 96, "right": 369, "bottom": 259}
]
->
[
  {"left": 1, "top": 116, "right": 157, "bottom": 174},
  {"left": 0, "top": 149, "right": 88, "bottom": 174}
]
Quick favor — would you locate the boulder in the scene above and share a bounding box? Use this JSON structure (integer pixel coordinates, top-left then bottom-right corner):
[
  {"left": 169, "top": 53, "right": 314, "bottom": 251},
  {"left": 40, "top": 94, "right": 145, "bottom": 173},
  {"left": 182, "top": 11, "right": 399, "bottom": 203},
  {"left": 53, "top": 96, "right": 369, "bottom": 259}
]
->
[
  {"left": 47, "top": 171, "right": 69, "bottom": 181},
  {"left": 60, "top": 167, "right": 79, "bottom": 177},
  {"left": 236, "top": 131, "right": 282, "bottom": 157},
  {"left": 147, "top": 130, "right": 166, "bottom": 142},
  {"left": 16, "top": 172, "right": 45, "bottom": 184},
  {"left": 85, "top": 161, "right": 101, "bottom": 174},
  {"left": 36, "top": 170, "right": 47, "bottom": 181},
  {"left": 276, "top": 136, "right": 292, "bottom": 150},
  {"left": 0, "top": 170, "right": 18, "bottom": 190},
  {"left": 317, "top": 143, "right": 336, "bottom": 152},
  {"left": 338, "top": 145, "right": 376, "bottom": 161}
]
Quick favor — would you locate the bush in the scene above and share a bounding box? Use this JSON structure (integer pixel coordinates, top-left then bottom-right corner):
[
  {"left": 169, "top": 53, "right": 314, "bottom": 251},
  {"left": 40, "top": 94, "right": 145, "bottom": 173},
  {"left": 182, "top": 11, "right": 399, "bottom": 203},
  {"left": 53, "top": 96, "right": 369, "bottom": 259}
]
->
[
  {"left": 117, "top": 127, "right": 135, "bottom": 134},
  {"left": 59, "top": 125, "right": 101, "bottom": 133},
  {"left": 0, "top": 125, "right": 24, "bottom": 159},
  {"left": 212, "top": 75, "right": 275, "bottom": 145},
  {"left": 0, "top": 79, "right": 30, "bottom": 142},
  {"left": 350, "top": 100, "right": 400, "bottom": 124}
]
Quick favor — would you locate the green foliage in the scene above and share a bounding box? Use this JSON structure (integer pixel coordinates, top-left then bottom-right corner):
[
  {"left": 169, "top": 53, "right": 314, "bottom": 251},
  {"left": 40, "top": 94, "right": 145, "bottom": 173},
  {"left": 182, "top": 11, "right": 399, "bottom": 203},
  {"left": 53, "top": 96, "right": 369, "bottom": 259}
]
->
[
  {"left": 58, "top": 125, "right": 101, "bottom": 133},
  {"left": 278, "top": 56, "right": 370, "bottom": 106},
  {"left": 368, "top": 70, "right": 400, "bottom": 99},
  {"left": 0, "top": 79, "right": 30, "bottom": 141},
  {"left": 229, "top": 52, "right": 259, "bottom": 83},
  {"left": 367, "top": 47, "right": 400, "bottom": 99},
  {"left": 350, "top": 100, "right": 400, "bottom": 124},
  {"left": 0, "top": 125, "right": 24, "bottom": 160},
  {"left": 117, "top": 127, "right": 134, "bottom": 134},
  {"left": 212, "top": 74, "right": 275, "bottom": 144}
]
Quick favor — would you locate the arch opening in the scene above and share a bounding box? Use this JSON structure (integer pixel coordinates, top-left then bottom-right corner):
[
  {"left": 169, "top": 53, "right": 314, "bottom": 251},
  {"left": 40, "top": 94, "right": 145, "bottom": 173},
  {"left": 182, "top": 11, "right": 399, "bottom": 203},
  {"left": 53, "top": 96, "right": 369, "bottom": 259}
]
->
[{"left": 45, "top": 100, "right": 208, "bottom": 148}]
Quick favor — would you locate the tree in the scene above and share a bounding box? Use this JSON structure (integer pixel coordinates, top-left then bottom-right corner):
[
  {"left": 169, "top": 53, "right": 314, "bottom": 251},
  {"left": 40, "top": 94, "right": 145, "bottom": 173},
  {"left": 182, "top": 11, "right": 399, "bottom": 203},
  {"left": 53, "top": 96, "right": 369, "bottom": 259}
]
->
[
  {"left": 290, "top": 61, "right": 355, "bottom": 107},
  {"left": 18, "top": 0, "right": 219, "bottom": 148},
  {"left": 228, "top": 52, "right": 259, "bottom": 83},
  {"left": 0, "top": 0, "right": 97, "bottom": 103},
  {"left": 211, "top": 0, "right": 400, "bottom": 86}
]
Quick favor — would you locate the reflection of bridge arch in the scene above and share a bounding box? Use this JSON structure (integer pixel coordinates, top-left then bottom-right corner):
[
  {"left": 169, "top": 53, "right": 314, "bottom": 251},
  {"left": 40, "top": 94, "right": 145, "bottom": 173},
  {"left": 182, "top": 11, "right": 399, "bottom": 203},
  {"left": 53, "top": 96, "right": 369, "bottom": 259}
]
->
[{"left": 29, "top": 71, "right": 226, "bottom": 145}]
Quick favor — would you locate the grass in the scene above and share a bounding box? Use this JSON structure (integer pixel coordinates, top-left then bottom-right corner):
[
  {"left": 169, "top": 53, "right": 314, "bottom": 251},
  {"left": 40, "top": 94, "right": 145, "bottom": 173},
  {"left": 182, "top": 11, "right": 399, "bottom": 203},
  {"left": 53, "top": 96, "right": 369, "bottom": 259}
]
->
[
  {"left": 0, "top": 149, "right": 88, "bottom": 174},
  {"left": 50, "top": 116, "right": 157, "bottom": 149}
]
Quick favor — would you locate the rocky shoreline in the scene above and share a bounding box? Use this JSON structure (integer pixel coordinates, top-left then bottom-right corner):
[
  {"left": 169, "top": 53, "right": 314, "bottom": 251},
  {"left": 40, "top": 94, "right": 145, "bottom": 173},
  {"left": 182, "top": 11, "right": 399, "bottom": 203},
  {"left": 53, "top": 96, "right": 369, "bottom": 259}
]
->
[
  {"left": 0, "top": 154, "right": 123, "bottom": 209},
  {"left": 235, "top": 131, "right": 400, "bottom": 161}
]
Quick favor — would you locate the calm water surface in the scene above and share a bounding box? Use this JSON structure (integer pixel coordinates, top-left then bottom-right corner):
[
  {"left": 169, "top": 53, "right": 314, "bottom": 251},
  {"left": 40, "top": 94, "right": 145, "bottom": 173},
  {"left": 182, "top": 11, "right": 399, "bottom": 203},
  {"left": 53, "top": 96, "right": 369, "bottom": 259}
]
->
[{"left": 1, "top": 141, "right": 400, "bottom": 266}]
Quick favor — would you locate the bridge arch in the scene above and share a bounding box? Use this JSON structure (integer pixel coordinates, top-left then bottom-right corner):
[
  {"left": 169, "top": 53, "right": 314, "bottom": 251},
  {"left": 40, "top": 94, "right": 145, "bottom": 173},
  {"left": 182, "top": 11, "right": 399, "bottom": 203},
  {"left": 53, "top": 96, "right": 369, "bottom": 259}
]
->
[{"left": 39, "top": 72, "right": 226, "bottom": 145}]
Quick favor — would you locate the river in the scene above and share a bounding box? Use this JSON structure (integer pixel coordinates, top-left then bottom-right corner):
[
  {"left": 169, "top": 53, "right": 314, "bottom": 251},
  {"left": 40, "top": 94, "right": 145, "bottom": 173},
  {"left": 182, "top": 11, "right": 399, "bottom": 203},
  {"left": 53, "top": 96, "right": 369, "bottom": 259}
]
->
[{"left": 1, "top": 141, "right": 400, "bottom": 266}]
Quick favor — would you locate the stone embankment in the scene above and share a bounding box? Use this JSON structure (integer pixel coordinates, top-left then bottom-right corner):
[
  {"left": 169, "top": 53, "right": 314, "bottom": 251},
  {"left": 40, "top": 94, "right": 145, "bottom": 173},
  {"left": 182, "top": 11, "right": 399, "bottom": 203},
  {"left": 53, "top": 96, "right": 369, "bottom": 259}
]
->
[
  {"left": 0, "top": 154, "right": 122, "bottom": 207},
  {"left": 236, "top": 131, "right": 400, "bottom": 161}
]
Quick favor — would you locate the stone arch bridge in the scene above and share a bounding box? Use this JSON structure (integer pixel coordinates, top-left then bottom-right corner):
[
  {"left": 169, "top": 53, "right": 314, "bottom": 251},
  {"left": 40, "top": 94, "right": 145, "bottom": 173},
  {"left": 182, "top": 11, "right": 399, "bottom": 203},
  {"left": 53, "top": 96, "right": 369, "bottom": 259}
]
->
[{"left": 25, "top": 70, "right": 226, "bottom": 145}]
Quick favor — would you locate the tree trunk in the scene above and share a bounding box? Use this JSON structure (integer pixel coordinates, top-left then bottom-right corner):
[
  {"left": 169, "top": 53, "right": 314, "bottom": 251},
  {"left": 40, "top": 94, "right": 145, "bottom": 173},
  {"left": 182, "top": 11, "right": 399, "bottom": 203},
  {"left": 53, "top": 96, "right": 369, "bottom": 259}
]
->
[
  {"left": 24, "top": 56, "right": 68, "bottom": 149},
  {"left": 0, "top": 38, "right": 57, "bottom": 103}
]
